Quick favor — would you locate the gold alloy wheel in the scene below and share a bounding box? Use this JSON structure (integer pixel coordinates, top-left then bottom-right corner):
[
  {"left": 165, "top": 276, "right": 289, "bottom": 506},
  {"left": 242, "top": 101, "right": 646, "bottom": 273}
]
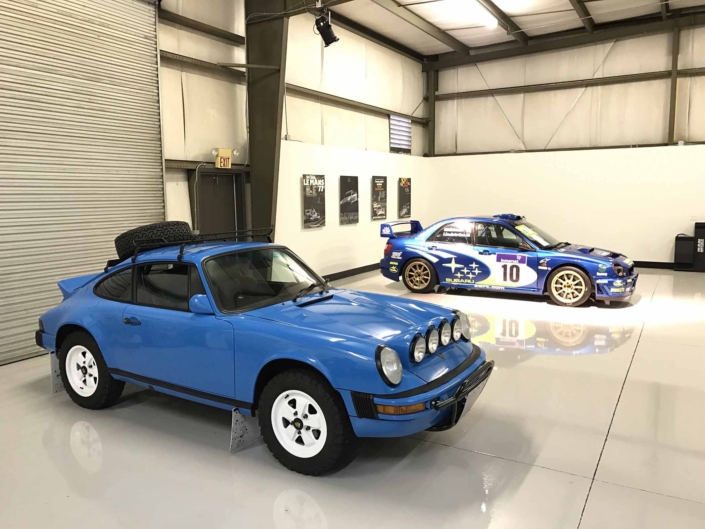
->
[
  {"left": 551, "top": 270, "right": 586, "bottom": 304},
  {"left": 405, "top": 261, "right": 432, "bottom": 290},
  {"left": 549, "top": 322, "right": 588, "bottom": 347}
]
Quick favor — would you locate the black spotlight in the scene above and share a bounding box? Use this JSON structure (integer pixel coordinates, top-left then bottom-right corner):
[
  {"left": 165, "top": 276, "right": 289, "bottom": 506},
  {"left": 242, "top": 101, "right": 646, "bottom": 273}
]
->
[{"left": 315, "top": 9, "right": 339, "bottom": 47}]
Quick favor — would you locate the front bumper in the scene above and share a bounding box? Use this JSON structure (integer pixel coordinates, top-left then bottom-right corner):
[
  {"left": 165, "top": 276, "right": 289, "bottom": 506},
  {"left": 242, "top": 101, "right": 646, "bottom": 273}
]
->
[
  {"left": 595, "top": 272, "right": 639, "bottom": 301},
  {"left": 347, "top": 346, "right": 492, "bottom": 438}
]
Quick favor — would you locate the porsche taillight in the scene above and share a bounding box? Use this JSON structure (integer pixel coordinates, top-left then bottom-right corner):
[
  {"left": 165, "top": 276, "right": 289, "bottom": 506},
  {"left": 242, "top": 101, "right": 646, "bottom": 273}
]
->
[{"left": 384, "top": 243, "right": 392, "bottom": 256}]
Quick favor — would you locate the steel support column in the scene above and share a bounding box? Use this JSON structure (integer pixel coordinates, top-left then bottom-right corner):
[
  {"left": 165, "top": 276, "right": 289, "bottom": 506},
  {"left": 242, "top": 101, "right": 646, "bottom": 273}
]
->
[
  {"left": 245, "top": 0, "right": 289, "bottom": 232},
  {"left": 668, "top": 26, "right": 681, "bottom": 144},
  {"left": 427, "top": 68, "right": 436, "bottom": 156}
]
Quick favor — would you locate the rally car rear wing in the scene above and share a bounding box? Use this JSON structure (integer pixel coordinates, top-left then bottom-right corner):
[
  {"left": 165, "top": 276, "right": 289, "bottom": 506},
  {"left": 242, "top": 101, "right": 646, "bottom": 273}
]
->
[{"left": 380, "top": 220, "right": 423, "bottom": 239}]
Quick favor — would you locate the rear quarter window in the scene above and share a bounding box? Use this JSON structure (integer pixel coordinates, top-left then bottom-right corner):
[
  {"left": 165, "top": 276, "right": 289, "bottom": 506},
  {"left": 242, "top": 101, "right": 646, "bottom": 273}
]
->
[{"left": 94, "top": 268, "right": 132, "bottom": 302}]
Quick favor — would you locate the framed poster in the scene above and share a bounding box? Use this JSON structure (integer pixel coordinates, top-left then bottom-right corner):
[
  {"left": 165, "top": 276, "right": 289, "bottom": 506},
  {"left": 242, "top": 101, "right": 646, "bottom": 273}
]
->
[
  {"left": 371, "top": 176, "right": 387, "bottom": 220},
  {"left": 398, "top": 177, "right": 411, "bottom": 218},
  {"left": 339, "top": 176, "right": 359, "bottom": 225},
  {"left": 302, "top": 174, "right": 325, "bottom": 229}
]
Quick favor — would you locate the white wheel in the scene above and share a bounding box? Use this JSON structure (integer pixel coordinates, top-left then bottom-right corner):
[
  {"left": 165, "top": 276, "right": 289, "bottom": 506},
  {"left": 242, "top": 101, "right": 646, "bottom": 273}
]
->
[
  {"left": 550, "top": 269, "right": 588, "bottom": 305},
  {"left": 65, "top": 345, "right": 99, "bottom": 397},
  {"left": 69, "top": 421, "right": 103, "bottom": 474},
  {"left": 271, "top": 389, "right": 328, "bottom": 459}
]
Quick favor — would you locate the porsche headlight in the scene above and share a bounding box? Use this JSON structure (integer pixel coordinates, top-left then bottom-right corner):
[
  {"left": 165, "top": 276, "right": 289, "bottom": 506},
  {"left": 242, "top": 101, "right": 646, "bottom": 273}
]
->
[
  {"left": 453, "top": 312, "right": 472, "bottom": 341},
  {"left": 613, "top": 263, "right": 626, "bottom": 277},
  {"left": 426, "top": 327, "right": 439, "bottom": 354},
  {"left": 376, "top": 346, "right": 402, "bottom": 386},
  {"left": 410, "top": 334, "right": 427, "bottom": 364},
  {"left": 439, "top": 320, "right": 452, "bottom": 346}
]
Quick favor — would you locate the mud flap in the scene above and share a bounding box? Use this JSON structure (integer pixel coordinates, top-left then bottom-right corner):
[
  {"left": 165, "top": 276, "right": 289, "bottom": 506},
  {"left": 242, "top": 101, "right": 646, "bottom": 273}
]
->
[
  {"left": 50, "top": 351, "right": 65, "bottom": 394},
  {"left": 230, "top": 408, "right": 262, "bottom": 452}
]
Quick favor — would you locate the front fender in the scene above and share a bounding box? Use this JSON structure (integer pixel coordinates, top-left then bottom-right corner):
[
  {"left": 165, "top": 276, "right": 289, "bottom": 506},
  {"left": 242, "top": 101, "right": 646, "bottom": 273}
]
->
[{"left": 228, "top": 316, "right": 426, "bottom": 405}]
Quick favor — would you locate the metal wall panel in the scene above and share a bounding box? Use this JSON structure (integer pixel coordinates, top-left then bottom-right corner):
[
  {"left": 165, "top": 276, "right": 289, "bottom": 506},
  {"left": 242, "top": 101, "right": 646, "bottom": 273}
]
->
[{"left": 0, "top": 0, "right": 164, "bottom": 364}]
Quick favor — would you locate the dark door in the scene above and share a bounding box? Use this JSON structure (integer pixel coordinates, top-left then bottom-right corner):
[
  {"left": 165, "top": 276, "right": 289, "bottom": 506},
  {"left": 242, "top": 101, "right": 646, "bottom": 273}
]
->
[{"left": 189, "top": 169, "right": 246, "bottom": 235}]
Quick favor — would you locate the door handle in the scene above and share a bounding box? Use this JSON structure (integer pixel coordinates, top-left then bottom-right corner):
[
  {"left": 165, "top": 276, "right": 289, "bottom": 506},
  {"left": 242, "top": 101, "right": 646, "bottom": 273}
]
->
[
  {"left": 123, "top": 317, "right": 141, "bottom": 326},
  {"left": 479, "top": 250, "right": 493, "bottom": 255},
  {"left": 428, "top": 245, "right": 437, "bottom": 250}
]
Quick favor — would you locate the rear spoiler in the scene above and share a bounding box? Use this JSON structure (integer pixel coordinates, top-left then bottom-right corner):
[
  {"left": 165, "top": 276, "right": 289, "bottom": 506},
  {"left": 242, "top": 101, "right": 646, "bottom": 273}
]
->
[
  {"left": 380, "top": 220, "right": 423, "bottom": 239},
  {"left": 58, "top": 273, "right": 99, "bottom": 301}
]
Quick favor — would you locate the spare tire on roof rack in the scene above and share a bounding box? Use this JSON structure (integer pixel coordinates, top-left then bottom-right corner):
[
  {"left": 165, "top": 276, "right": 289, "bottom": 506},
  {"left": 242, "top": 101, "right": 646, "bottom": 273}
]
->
[{"left": 114, "top": 221, "right": 193, "bottom": 261}]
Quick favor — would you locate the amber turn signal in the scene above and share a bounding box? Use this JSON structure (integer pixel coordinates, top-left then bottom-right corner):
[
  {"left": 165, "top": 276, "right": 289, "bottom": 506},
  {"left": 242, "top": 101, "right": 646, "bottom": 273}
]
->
[{"left": 376, "top": 402, "right": 426, "bottom": 415}]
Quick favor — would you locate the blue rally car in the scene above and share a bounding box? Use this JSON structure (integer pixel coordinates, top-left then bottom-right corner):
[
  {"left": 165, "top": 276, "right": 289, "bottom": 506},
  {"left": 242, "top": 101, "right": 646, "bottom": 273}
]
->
[
  {"left": 380, "top": 214, "right": 638, "bottom": 307},
  {"left": 35, "top": 222, "right": 492, "bottom": 475}
]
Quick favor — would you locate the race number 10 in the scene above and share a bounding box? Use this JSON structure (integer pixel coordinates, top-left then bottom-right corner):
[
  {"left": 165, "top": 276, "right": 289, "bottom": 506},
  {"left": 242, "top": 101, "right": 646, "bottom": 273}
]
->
[{"left": 502, "top": 264, "right": 520, "bottom": 283}]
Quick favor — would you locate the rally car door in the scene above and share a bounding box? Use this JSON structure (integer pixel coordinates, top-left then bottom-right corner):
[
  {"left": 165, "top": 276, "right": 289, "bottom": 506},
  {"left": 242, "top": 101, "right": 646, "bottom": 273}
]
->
[
  {"left": 470, "top": 222, "right": 539, "bottom": 291},
  {"left": 425, "top": 220, "right": 489, "bottom": 287}
]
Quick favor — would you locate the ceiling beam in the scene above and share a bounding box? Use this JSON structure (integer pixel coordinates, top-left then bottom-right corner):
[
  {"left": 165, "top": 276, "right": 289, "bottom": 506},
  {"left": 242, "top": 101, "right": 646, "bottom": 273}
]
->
[
  {"left": 661, "top": 1, "right": 671, "bottom": 21},
  {"left": 332, "top": 11, "right": 425, "bottom": 62},
  {"left": 475, "top": 0, "right": 528, "bottom": 45},
  {"left": 370, "top": 0, "right": 470, "bottom": 55},
  {"left": 426, "top": 12, "right": 705, "bottom": 71},
  {"left": 158, "top": 9, "right": 245, "bottom": 45},
  {"left": 567, "top": 0, "right": 595, "bottom": 33}
]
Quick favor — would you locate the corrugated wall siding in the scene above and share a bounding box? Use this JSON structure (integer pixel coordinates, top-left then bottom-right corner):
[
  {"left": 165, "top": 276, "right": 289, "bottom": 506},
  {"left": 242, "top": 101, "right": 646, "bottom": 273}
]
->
[{"left": 0, "top": 0, "right": 164, "bottom": 364}]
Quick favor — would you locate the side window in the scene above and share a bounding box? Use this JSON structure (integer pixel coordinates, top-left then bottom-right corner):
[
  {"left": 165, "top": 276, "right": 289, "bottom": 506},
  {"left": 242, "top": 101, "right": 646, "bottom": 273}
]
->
[
  {"left": 432, "top": 221, "right": 473, "bottom": 244},
  {"left": 476, "top": 223, "right": 521, "bottom": 249},
  {"left": 190, "top": 267, "right": 207, "bottom": 296},
  {"left": 94, "top": 268, "right": 132, "bottom": 302},
  {"left": 136, "top": 263, "right": 189, "bottom": 310}
]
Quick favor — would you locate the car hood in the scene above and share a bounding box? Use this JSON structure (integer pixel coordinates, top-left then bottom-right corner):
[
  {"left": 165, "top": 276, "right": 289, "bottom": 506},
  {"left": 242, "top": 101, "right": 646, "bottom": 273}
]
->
[
  {"left": 553, "top": 243, "right": 631, "bottom": 265},
  {"left": 250, "top": 289, "right": 473, "bottom": 383}
]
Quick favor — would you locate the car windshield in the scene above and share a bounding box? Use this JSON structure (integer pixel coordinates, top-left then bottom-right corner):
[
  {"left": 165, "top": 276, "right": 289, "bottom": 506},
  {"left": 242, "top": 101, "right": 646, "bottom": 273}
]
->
[
  {"left": 510, "top": 220, "right": 561, "bottom": 249},
  {"left": 204, "top": 248, "right": 322, "bottom": 312}
]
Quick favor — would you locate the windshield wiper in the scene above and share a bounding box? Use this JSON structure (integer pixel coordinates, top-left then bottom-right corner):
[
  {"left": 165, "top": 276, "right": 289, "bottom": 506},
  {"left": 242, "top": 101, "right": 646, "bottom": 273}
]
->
[
  {"left": 293, "top": 279, "right": 331, "bottom": 302},
  {"left": 548, "top": 241, "right": 570, "bottom": 249}
]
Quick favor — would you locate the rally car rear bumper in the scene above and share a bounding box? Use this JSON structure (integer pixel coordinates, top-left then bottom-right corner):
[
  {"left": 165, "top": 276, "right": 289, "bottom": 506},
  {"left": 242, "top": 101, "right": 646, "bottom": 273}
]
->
[
  {"left": 380, "top": 258, "right": 401, "bottom": 281},
  {"left": 345, "top": 345, "right": 492, "bottom": 438}
]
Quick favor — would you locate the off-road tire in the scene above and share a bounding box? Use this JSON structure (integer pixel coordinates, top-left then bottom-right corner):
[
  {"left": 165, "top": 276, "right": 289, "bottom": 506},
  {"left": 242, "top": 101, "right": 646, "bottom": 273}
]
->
[
  {"left": 114, "top": 221, "right": 193, "bottom": 261},
  {"left": 59, "top": 331, "right": 124, "bottom": 410},
  {"left": 258, "top": 369, "right": 358, "bottom": 475}
]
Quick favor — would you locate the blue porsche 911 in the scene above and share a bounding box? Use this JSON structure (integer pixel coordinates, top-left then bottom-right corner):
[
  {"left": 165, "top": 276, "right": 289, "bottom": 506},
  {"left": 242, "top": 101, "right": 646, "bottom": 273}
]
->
[
  {"left": 380, "top": 214, "right": 638, "bottom": 307},
  {"left": 36, "top": 222, "right": 492, "bottom": 475}
]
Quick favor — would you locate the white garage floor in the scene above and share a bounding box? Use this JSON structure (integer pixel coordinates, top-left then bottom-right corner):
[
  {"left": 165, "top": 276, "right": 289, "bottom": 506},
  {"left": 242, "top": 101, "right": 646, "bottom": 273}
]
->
[{"left": 1, "top": 269, "right": 705, "bottom": 528}]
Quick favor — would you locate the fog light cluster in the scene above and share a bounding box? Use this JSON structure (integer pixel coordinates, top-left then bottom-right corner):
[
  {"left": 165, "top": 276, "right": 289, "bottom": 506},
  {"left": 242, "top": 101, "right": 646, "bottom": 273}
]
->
[{"left": 409, "top": 313, "right": 472, "bottom": 364}]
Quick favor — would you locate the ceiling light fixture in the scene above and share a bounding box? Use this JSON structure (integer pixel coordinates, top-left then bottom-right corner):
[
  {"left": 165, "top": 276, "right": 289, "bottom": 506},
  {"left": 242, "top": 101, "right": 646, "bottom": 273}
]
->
[{"left": 314, "top": 8, "right": 339, "bottom": 47}]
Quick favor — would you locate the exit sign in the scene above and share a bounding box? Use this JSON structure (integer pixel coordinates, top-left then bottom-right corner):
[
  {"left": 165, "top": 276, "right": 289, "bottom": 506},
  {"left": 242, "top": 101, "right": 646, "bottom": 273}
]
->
[{"left": 216, "top": 148, "right": 231, "bottom": 169}]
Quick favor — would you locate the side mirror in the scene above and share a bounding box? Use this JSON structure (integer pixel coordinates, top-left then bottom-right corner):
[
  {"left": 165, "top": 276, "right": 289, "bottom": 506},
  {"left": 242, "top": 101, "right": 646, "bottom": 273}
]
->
[
  {"left": 189, "top": 294, "right": 214, "bottom": 315},
  {"left": 518, "top": 240, "right": 533, "bottom": 252}
]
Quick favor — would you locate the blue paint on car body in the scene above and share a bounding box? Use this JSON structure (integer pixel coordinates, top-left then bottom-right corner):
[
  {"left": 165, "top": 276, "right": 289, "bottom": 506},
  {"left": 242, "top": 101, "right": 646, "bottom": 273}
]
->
[
  {"left": 380, "top": 214, "right": 638, "bottom": 304},
  {"left": 37, "top": 240, "right": 490, "bottom": 437}
]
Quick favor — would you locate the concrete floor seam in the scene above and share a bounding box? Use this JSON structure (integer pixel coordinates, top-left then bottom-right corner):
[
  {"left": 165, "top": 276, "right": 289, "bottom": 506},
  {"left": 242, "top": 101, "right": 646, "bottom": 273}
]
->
[
  {"left": 592, "top": 478, "right": 705, "bottom": 507},
  {"left": 576, "top": 275, "right": 662, "bottom": 529}
]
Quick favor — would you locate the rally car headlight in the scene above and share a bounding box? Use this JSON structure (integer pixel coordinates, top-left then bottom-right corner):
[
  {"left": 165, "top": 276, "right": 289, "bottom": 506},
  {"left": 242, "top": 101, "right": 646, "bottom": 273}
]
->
[
  {"left": 439, "top": 320, "right": 452, "bottom": 346},
  {"left": 376, "top": 346, "right": 403, "bottom": 387},
  {"left": 426, "top": 327, "right": 439, "bottom": 354},
  {"left": 410, "top": 334, "right": 427, "bottom": 364},
  {"left": 453, "top": 312, "right": 472, "bottom": 341},
  {"left": 613, "top": 263, "right": 626, "bottom": 277}
]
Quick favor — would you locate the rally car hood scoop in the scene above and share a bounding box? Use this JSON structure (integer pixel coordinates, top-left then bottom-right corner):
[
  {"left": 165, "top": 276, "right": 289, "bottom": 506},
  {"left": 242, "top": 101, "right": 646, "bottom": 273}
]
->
[{"left": 558, "top": 244, "right": 621, "bottom": 260}]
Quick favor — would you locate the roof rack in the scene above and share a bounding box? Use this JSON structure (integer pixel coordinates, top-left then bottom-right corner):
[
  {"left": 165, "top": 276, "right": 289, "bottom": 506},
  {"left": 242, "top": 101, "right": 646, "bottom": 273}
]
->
[{"left": 104, "top": 228, "right": 274, "bottom": 271}]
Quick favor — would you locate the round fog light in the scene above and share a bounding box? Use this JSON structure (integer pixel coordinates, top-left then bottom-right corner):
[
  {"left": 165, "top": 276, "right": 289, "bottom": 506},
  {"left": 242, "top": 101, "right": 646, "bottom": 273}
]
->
[
  {"left": 426, "top": 328, "right": 439, "bottom": 354},
  {"left": 411, "top": 335, "right": 426, "bottom": 363},
  {"left": 451, "top": 318, "right": 463, "bottom": 341},
  {"left": 439, "top": 321, "right": 451, "bottom": 346}
]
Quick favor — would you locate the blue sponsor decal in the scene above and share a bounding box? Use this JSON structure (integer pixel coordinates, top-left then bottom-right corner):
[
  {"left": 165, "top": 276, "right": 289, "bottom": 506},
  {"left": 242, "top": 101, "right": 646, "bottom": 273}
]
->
[{"left": 496, "top": 253, "right": 527, "bottom": 265}]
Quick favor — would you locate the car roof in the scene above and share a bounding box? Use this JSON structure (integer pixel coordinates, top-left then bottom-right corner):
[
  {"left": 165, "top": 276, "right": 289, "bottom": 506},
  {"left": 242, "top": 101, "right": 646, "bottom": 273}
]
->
[
  {"left": 129, "top": 241, "right": 277, "bottom": 265},
  {"left": 434, "top": 214, "right": 522, "bottom": 224}
]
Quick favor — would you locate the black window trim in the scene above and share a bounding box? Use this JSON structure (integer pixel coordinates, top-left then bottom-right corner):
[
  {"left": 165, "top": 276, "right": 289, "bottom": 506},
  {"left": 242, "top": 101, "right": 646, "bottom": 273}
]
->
[
  {"left": 93, "top": 261, "right": 208, "bottom": 313},
  {"left": 474, "top": 222, "right": 536, "bottom": 251},
  {"left": 201, "top": 245, "right": 326, "bottom": 315},
  {"left": 93, "top": 265, "right": 134, "bottom": 304}
]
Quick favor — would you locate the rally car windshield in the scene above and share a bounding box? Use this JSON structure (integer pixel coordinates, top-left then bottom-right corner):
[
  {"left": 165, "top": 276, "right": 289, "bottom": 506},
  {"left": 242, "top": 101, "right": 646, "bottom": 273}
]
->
[
  {"left": 204, "top": 248, "right": 324, "bottom": 312},
  {"left": 510, "top": 220, "right": 561, "bottom": 249}
]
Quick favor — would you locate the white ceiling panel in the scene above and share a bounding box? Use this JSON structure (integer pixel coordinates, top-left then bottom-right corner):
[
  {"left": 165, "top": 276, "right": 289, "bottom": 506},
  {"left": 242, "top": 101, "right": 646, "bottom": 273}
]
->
[
  {"left": 402, "top": 0, "right": 500, "bottom": 31},
  {"left": 447, "top": 26, "right": 515, "bottom": 47},
  {"left": 332, "top": 1, "right": 452, "bottom": 55},
  {"left": 517, "top": 10, "right": 584, "bottom": 36},
  {"left": 586, "top": 0, "right": 660, "bottom": 25}
]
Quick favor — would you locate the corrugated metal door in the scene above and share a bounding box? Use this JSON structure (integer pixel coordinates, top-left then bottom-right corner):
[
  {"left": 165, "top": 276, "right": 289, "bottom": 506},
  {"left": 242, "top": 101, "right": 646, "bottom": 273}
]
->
[{"left": 0, "top": 0, "right": 165, "bottom": 365}]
